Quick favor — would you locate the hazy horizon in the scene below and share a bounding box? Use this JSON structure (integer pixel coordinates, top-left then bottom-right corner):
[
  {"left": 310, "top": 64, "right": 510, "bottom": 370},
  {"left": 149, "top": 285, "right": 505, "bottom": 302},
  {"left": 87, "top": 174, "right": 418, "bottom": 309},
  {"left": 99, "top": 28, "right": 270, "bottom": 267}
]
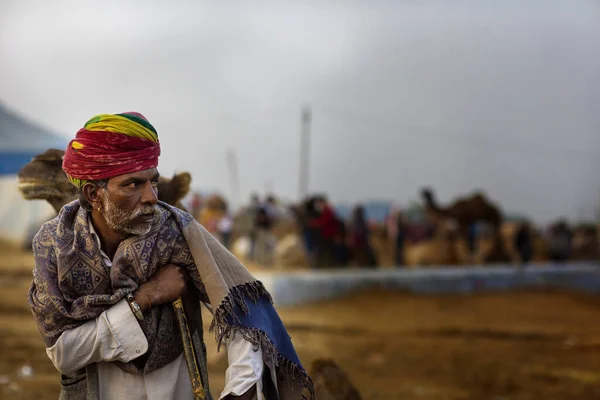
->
[{"left": 2, "top": 1, "right": 600, "bottom": 223}]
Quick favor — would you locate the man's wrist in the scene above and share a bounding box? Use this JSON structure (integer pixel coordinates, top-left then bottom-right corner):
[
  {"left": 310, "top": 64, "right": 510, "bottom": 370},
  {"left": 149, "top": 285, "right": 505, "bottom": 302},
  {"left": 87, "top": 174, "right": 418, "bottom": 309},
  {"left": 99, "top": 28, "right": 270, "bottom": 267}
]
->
[
  {"left": 126, "top": 293, "right": 145, "bottom": 321},
  {"left": 133, "top": 291, "right": 152, "bottom": 313}
]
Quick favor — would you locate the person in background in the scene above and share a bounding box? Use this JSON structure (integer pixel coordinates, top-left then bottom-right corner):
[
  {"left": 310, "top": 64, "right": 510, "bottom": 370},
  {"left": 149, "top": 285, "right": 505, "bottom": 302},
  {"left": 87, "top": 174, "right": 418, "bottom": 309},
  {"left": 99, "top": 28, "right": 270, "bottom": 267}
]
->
[
  {"left": 217, "top": 209, "right": 234, "bottom": 250},
  {"left": 333, "top": 216, "right": 349, "bottom": 266},
  {"left": 395, "top": 211, "right": 406, "bottom": 267},
  {"left": 424, "top": 217, "right": 436, "bottom": 240},
  {"left": 246, "top": 194, "right": 261, "bottom": 262},
  {"left": 515, "top": 221, "right": 533, "bottom": 266},
  {"left": 291, "top": 201, "right": 318, "bottom": 267},
  {"left": 549, "top": 219, "right": 572, "bottom": 263},
  {"left": 264, "top": 195, "right": 279, "bottom": 223},
  {"left": 253, "top": 205, "right": 274, "bottom": 266},
  {"left": 348, "top": 205, "right": 376, "bottom": 268},
  {"left": 467, "top": 222, "right": 478, "bottom": 257},
  {"left": 190, "top": 192, "right": 203, "bottom": 221},
  {"left": 309, "top": 196, "right": 341, "bottom": 268}
]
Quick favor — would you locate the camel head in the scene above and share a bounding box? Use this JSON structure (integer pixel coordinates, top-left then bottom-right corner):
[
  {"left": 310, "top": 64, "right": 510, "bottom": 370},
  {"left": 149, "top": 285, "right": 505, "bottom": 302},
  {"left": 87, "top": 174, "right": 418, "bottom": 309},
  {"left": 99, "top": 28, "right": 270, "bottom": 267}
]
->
[
  {"left": 421, "top": 187, "right": 440, "bottom": 212},
  {"left": 17, "top": 149, "right": 78, "bottom": 214},
  {"left": 421, "top": 188, "right": 448, "bottom": 227},
  {"left": 156, "top": 172, "right": 192, "bottom": 210}
]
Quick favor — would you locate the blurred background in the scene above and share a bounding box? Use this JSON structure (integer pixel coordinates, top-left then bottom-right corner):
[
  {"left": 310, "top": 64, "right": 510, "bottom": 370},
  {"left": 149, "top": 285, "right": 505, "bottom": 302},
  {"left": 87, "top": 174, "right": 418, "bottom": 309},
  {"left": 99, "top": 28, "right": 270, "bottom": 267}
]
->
[{"left": 1, "top": 1, "right": 600, "bottom": 399}]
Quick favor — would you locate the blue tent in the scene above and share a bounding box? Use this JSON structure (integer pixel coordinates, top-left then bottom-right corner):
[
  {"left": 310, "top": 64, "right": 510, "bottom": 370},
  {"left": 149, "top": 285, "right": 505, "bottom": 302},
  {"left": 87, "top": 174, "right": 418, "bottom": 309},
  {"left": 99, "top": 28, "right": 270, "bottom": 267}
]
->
[
  {"left": 0, "top": 103, "right": 68, "bottom": 175},
  {"left": 0, "top": 103, "right": 68, "bottom": 245}
]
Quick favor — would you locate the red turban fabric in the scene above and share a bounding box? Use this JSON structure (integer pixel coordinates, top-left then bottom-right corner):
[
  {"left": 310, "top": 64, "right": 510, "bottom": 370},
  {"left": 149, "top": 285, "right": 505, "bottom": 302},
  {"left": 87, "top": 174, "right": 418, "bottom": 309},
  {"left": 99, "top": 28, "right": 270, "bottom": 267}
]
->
[{"left": 62, "top": 112, "right": 161, "bottom": 185}]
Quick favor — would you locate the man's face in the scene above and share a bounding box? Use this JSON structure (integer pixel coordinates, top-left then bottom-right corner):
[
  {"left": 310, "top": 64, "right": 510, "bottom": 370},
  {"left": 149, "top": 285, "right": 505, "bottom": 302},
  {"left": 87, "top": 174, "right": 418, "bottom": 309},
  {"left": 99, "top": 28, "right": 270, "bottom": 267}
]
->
[{"left": 99, "top": 168, "right": 160, "bottom": 236}]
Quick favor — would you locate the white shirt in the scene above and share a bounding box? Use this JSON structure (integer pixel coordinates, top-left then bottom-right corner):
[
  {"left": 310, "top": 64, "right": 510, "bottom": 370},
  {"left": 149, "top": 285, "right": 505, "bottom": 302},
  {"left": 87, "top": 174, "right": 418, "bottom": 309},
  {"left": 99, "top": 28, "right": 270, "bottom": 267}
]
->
[{"left": 44, "top": 218, "right": 265, "bottom": 400}]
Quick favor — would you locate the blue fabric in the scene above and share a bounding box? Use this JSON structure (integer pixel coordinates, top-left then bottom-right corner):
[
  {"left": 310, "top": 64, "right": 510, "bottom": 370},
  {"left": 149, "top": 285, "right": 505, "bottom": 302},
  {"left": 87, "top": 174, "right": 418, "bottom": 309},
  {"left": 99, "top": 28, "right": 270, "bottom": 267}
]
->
[{"left": 226, "top": 295, "right": 304, "bottom": 370}]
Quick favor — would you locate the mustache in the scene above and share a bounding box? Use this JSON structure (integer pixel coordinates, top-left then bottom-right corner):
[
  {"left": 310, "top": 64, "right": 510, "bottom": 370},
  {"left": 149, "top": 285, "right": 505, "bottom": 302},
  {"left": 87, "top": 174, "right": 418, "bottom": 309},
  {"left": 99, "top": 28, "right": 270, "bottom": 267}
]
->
[{"left": 131, "top": 205, "right": 158, "bottom": 218}]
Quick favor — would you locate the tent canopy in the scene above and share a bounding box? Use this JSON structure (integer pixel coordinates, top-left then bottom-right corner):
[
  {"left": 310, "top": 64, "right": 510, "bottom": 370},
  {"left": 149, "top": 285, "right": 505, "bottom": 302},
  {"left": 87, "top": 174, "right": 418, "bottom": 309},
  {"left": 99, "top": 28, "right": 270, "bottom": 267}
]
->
[{"left": 0, "top": 103, "right": 68, "bottom": 175}]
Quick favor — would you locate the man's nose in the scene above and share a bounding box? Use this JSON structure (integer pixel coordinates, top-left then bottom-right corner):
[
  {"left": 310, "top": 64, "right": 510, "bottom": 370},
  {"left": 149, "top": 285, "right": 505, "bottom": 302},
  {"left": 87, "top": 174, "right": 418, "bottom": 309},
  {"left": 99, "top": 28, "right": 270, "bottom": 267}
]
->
[{"left": 141, "top": 182, "right": 158, "bottom": 206}]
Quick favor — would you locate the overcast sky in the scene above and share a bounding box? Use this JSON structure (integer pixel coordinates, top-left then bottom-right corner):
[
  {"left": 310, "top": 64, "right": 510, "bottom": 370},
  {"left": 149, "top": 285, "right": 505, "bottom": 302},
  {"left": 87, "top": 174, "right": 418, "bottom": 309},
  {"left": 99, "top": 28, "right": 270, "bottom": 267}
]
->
[{"left": 1, "top": 0, "right": 599, "bottom": 223}]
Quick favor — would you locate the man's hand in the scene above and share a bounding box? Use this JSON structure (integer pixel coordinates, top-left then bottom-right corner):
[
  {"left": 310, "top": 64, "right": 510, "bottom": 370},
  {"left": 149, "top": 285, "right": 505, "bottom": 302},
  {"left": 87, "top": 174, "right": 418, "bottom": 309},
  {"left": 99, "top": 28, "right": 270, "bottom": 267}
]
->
[{"left": 134, "top": 264, "right": 188, "bottom": 312}]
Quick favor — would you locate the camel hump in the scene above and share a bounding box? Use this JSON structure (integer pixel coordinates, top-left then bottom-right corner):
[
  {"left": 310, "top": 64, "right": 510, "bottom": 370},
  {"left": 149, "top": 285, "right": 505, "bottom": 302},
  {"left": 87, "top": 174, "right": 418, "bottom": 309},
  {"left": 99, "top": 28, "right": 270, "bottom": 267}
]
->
[
  {"left": 33, "top": 148, "right": 65, "bottom": 162},
  {"left": 471, "top": 192, "right": 488, "bottom": 202}
]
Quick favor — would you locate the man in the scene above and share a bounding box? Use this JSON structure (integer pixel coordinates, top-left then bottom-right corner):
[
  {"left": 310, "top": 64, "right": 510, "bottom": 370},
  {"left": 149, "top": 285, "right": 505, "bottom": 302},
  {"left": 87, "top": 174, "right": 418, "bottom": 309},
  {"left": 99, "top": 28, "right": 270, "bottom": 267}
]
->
[
  {"left": 394, "top": 211, "right": 406, "bottom": 267},
  {"left": 514, "top": 221, "right": 533, "bottom": 266},
  {"left": 217, "top": 207, "right": 233, "bottom": 250},
  {"left": 549, "top": 219, "right": 572, "bottom": 263},
  {"left": 253, "top": 205, "right": 274, "bottom": 266},
  {"left": 308, "top": 196, "right": 340, "bottom": 268},
  {"left": 27, "top": 113, "right": 313, "bottom": 400}
]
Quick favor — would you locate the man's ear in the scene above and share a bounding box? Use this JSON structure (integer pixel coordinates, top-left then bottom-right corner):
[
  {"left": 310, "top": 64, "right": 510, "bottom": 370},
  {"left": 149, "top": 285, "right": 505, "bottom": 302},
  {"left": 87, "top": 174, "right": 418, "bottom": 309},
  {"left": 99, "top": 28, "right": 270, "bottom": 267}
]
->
[{"left": 82, "top": 183, "right": 102, "bottom": 210}]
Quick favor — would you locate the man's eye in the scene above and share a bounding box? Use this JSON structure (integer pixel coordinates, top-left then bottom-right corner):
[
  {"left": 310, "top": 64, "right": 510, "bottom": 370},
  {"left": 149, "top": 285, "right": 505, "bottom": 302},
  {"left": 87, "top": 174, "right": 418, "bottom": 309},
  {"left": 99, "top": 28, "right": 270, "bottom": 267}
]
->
[
  {"left": 128, "top": 183, "right": 137, "bottom": 189},
  {"left": 151, "top": 180, "right": 158, "bottom": 187}
]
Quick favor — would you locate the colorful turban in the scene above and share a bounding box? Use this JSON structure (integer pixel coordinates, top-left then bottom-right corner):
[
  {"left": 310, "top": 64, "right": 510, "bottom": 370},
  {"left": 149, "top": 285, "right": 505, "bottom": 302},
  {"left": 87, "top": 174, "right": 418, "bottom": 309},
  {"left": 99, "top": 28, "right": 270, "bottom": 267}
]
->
[{"left": 62, "top": 112, "right": 161, "bottom": 187}]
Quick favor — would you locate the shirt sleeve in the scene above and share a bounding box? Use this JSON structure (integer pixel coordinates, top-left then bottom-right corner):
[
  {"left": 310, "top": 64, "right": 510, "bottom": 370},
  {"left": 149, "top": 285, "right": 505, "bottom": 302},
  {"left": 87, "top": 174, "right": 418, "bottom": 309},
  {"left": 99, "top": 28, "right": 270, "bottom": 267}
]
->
[
  {"left": 46, "top": 299, "right": 148, "bottom": 376},
  {"left": 220, "top": 333, "right": 265, "bottom": 400}
]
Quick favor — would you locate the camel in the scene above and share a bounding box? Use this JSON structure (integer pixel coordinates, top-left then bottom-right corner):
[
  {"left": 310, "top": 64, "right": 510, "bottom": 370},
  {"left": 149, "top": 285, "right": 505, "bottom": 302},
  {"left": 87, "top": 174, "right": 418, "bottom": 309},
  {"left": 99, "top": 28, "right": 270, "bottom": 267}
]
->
[
  {"left": 17, "top": 149, "right": 192, "bottom": 213},
  {"left": 230, "top": 199, "right": 309, "bottom": 269},
  {"left": 236, "top": 200, "right": 469, "bottom": 269},
  {"left": 255, "top": 217, "right": 470, "bottom": 269},
  {"left": 403, "top": 219, "right": 471, "bottom": 267},
  {"left": 421, "top": 188, "right": 511, "bottom": 264},
  {"left": 311, "top": 358, "right": 362, "bottom": 400},
  {"left": 421, "top": 188, "right": 502, "bottom": 230},
  {"left": 571, "top": 225, "right": 599, "bottom": 261}
]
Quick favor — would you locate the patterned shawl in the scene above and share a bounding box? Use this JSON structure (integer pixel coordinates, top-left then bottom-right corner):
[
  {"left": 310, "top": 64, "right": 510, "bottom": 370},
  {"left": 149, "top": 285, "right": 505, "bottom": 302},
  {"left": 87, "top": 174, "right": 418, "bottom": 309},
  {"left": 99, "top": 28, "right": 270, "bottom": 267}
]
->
[{"left": 28, "top": 200, "right": 314, "bottom": 399}]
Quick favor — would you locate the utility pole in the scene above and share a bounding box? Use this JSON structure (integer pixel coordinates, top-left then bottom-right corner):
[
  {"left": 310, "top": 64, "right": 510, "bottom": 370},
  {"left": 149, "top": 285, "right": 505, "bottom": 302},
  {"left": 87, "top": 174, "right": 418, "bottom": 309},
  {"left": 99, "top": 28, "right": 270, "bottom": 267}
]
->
[
  {"left": 298, "top": 105, "right": 311, "bottom": 200},
  {"left": 226, "top": 149, "right": 241, "bottom": 210}
]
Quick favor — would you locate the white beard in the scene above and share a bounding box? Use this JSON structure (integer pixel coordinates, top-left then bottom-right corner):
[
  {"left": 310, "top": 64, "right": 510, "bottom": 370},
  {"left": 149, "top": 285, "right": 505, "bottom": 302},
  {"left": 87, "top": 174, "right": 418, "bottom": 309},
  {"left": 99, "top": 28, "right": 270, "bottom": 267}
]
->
[{"left": 101, "top": 191, "right": 157, "bottom": 236}]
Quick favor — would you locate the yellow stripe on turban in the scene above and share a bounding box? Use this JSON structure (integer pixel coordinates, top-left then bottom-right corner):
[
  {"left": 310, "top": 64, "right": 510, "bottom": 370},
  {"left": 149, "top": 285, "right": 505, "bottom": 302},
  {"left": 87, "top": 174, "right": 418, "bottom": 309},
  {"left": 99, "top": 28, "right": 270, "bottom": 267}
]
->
[{"left": 64, "top": 112, "right": 161, "bottom": 187}]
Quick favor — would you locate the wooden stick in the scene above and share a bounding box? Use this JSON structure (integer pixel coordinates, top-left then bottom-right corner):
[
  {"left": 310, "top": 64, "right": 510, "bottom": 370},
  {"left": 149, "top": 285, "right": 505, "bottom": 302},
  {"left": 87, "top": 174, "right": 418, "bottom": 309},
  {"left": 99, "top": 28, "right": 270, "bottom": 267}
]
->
[{"left": 172, "top": 297, "right": 206, "bottom": 400}]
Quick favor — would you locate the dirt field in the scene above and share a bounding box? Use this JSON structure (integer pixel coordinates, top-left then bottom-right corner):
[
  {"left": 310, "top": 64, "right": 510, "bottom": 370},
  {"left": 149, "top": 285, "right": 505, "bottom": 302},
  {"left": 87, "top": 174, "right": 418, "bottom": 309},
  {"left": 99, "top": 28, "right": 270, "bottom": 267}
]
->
[{"left": 1, "top": 250, "right": 600, "bottom": 399}]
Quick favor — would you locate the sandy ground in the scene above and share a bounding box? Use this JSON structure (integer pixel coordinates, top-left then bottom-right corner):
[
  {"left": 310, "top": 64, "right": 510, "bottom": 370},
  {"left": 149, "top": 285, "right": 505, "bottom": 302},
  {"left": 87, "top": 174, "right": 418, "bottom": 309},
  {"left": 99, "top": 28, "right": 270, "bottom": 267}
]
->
[{"left": 1, "top": 250, "right": 600, "bottom": 399}]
